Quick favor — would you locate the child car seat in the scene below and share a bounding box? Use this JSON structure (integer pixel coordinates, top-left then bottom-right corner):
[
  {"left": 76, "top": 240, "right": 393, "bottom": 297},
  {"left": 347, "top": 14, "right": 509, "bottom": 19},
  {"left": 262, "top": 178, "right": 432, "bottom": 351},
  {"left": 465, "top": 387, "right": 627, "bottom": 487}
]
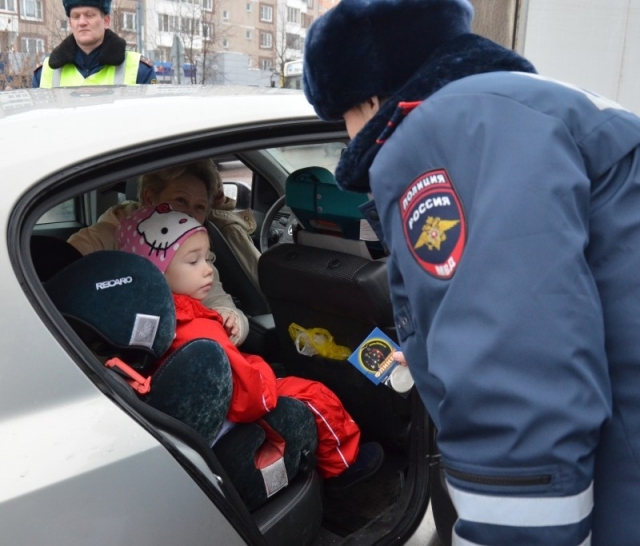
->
[{"left": 43, "top": 250, "right": 322, "bottom": 544}]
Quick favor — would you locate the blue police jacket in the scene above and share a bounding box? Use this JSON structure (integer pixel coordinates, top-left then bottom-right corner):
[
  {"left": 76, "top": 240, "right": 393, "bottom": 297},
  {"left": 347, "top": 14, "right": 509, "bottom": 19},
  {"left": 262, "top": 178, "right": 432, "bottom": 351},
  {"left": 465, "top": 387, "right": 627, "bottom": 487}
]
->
[{"left": 338, "top": 34, "right": 640, "bottom": 546}]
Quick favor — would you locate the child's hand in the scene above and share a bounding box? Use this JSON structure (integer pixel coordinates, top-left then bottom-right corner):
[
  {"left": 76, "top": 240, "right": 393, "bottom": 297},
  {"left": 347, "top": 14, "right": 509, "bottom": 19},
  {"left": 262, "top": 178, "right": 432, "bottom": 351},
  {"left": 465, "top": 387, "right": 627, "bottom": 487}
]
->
[
  {"left": 393, "top": 351, "right": 408, "bottom": 367},
  {"left": 220, "top": 311, "right": 240, "bottom": 344}
]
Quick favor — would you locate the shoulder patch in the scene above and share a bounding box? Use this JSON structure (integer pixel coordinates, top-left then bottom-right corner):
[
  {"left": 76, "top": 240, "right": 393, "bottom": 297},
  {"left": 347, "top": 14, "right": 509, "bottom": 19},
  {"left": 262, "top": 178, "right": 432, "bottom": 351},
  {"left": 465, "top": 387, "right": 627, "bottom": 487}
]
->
[
  {"left": 399, "top": 168, "right": 466, "bottom": 280},
  {"left": 140, "top": 56, "right": 153, "bottom": 67}
]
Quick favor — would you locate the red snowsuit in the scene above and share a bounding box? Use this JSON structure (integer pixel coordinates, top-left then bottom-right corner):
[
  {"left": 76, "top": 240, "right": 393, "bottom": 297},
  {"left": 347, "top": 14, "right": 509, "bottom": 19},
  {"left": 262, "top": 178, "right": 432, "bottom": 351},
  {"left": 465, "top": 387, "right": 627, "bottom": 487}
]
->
[{"left": 160, "top": 293, "right": 361, "bottom": 478}]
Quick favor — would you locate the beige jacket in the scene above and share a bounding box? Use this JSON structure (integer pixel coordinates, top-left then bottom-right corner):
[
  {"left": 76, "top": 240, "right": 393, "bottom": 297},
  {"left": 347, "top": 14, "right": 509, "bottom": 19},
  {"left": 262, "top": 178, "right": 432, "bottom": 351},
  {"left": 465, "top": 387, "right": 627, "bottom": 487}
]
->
[
  {"left": 209, "top": 202, "right": 261, "bottom": 290},
  {"left": 67, "top": 201, "right": 249, "bottom": 345}
]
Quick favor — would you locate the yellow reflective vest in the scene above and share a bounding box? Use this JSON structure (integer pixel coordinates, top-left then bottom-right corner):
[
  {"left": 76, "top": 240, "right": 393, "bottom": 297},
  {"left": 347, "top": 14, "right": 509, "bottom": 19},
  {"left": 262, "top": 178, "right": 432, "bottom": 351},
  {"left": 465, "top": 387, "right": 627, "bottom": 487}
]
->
[{"left": 39, "top": 51, "right": 141, "bottom": 88}]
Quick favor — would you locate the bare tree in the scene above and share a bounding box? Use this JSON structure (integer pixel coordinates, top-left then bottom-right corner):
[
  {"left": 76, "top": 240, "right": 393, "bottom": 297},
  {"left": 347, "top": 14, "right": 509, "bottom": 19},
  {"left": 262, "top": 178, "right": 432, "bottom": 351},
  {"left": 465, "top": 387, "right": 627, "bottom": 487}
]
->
[
  {"left": 197, "top": 1, "right": 231, "bottom": 85},
  {"left": 273, "top": 0, "right": 301, "bottom": 88},
  {"left": 150, "top": 0, "right": 230, "bottom": 85},
  {"left": 273, "top": 1, "right": 290, "bottom": 87}
]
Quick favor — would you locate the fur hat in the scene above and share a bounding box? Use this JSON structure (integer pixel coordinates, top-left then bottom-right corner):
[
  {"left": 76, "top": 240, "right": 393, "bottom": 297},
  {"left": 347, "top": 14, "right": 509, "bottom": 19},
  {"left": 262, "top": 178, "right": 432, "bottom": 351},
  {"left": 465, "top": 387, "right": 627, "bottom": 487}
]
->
[
  {"left": 116, "top": 204, "right": 207, "bottom": 274},
  {"left": 63, "top": 0, "right": 111, "bottom": 16},
  {"left": 303, "top": 0, "right": 474, "bottom": 121}
]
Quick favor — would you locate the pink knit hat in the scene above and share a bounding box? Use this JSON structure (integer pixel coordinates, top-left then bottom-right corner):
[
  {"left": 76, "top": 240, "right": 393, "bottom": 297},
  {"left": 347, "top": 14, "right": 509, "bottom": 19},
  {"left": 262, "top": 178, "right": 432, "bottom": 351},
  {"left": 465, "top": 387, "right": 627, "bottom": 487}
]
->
[{"left": 116, "top": 203, "right": 207, "bottom": 273}]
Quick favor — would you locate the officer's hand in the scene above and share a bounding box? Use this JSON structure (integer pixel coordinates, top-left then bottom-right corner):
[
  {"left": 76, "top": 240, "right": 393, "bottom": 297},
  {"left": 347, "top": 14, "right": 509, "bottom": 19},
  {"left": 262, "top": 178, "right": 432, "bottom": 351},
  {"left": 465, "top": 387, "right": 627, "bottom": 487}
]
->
[{"left": 393, "top": 351, "right": 408, "bottom": 367}]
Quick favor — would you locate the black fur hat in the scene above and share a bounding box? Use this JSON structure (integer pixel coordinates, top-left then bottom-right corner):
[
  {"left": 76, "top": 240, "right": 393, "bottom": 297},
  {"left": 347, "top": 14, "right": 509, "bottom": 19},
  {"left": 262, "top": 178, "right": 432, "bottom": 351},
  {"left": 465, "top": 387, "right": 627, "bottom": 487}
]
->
[
  {"left": 63, "top": 0, "right": 111, "bottom": 16},
  {"left": 303, "top": 0, "right": 474, "bottom": 121}
]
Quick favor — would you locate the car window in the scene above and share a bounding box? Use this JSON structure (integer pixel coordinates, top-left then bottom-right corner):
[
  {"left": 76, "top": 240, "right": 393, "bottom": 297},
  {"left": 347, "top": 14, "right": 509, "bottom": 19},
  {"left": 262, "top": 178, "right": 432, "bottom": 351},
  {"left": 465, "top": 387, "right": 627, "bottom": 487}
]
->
[
  {"left": 37, "top": 199, "right": 77, "bottom": 224},
  {"left": 265, "top": 142, "right": 346, "bottom": 175}
]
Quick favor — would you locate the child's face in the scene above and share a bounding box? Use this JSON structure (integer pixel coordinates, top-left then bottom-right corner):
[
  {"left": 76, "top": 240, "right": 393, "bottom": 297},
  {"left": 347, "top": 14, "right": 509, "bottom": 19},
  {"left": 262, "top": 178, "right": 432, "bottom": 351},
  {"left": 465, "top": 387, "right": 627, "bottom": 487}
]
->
[{"left": 164, "top": 231, "right": 214, "bottom": 300}]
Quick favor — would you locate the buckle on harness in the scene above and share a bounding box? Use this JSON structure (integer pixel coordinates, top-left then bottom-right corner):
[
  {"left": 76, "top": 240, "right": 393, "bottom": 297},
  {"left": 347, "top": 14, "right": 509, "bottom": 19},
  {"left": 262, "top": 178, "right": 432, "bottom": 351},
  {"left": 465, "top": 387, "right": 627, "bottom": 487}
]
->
[{"left": 105, "top": 357, "right": 152, "bottom": 395}]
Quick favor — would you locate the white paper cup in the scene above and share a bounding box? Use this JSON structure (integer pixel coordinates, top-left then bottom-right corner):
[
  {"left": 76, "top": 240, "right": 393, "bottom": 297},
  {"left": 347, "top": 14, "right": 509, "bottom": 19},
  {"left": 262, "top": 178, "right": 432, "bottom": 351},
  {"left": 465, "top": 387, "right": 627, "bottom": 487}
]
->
[{"left": 388, "top": 365, "right": 414, "bottom": 393}]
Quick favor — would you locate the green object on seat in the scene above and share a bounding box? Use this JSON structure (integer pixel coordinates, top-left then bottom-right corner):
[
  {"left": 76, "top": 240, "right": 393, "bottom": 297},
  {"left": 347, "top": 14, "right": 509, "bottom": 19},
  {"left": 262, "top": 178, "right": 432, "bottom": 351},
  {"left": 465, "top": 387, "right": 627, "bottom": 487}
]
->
[{"left": 286, "top": 166, "right": 368, "bottom": 240}]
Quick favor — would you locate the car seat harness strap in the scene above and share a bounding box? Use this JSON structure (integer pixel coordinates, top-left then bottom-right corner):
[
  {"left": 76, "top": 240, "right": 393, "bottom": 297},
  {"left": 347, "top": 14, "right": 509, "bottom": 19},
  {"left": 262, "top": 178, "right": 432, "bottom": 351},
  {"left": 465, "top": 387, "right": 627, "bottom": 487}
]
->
[{"left": 106, "top": 357, "right": 152, "bottom": 395}]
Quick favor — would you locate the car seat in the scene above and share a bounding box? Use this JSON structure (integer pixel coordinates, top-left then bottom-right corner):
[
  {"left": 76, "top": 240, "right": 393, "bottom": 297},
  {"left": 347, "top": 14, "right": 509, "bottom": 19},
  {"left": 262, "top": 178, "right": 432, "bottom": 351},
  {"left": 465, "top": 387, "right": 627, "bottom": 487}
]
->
[
  {"left": 43, "top": 249, "right": 322, "bottom": 545},
  {"left": 204, "top": 220, "right": 270, "bottom": 317},
  {"left": 259, "top": 167, "right": 412, "bottom": 447},
  {"left": 30, "top": 234, "right": 83, "bottom": 282}
]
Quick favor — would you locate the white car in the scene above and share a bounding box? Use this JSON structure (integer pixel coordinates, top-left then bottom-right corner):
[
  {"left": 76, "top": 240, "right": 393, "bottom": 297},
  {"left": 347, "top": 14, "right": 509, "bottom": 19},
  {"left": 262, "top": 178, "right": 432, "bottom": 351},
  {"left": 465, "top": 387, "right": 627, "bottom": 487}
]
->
[{"left": 0, "top": 85, "right": 451, "bottom": 546}]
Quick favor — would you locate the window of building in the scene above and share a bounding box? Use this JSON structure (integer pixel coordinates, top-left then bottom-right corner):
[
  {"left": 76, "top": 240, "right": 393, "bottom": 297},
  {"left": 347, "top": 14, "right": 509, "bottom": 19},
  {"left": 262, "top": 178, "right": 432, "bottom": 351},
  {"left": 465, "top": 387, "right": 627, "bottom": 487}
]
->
[
  {"left": 260, "top": 31, "right": 272, "bottom": 49},
  {"left": 285, "top": 32, "right": 300, "bottom": 49},
  {"left": 169, "top": 15, "right": 179, "bottom": 31},
  {"left": 181, "top": 17, "right": 197, "bottom": 34},
  {"left": 0, "top": 0, "right": 16, "bottom": 12},
  {"left": 246, "top": 2, "right": 252, "bottom": 11},
  {"left": 20, "top": 0, "right": 42, "bottom": 20},
  {"left": 60, "top": 18, "right": 68, "bottom": 31},
  {"left": 156, "top": 47, "right": 170, "bottom": 62},
  {"left": 259, "top": 57, "right": 273, "bottom": 71},
  {"left": 222, "top": 38, "right": 229, "bottom": 49},
  {"left": 21, "top": 36, "right": 44, "bottom": 54},
  {"left": 307, "top": 0, "right": 313, "bottom": 7},
  {"left": 158, "top": 13, "right": 169, "bottom": 32},
  {"left": 122, "top": 12, "right": 136, "bottom": 31},
  {"left": 222, "top": 9, "right": 229, "bottom": 20},
  {"left": 202, "top": 23, "right": 212, "bottom": 40},
  {"left": 202, "top": 0, "right": 212, "bottom": 10},
  {"left": 286, "top": 7, "right": 299, "bottom": 23},
  {"left": 246, "top": 29, "right": 252, "bottom": 40},
  {"left": 259, "top": 4, "right": 273, "bottom": 22},
  {"left": 302, "top": 13, "right": 312, "bottom": 28}
]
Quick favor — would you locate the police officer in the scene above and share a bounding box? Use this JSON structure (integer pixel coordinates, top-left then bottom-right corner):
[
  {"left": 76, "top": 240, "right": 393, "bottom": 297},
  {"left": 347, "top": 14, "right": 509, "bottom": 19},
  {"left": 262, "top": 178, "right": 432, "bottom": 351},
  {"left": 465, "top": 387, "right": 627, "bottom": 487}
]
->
[
  {"left": 33, "top": 0, "right": 156, "bottom": 87},
  {"left": 303, "top": 0, "right": 640, "bottom": 545}
]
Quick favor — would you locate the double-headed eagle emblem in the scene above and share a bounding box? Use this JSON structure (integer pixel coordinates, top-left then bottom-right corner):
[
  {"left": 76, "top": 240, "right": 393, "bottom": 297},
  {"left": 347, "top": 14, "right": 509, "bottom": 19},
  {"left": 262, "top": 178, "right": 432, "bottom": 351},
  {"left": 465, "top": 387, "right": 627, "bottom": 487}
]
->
[{"left": 414, "top": 216, "right": 460, "bottom": 251}]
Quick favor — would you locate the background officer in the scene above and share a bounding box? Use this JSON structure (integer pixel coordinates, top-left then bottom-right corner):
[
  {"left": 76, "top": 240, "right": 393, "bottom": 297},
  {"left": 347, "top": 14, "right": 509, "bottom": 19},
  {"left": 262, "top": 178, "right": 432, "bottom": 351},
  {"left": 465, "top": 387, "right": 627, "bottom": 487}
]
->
[{"left": 33, "top": 0, "right": 156, "bottom": 87}]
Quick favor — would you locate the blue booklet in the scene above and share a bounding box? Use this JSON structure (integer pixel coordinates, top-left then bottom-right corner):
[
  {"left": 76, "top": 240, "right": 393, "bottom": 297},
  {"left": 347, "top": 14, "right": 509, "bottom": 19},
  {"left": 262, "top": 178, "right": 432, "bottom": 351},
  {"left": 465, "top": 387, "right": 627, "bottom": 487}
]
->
[{"left": 348, "top": 327, "right": 402, "bottom": 386}]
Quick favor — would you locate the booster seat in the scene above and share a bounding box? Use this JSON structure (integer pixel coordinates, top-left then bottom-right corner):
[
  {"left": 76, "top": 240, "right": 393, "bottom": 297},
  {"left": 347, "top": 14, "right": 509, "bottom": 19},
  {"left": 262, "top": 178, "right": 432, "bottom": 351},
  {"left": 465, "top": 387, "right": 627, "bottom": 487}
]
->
[{"left": 43, "top": 249, "right": 322, "bottom": 544}]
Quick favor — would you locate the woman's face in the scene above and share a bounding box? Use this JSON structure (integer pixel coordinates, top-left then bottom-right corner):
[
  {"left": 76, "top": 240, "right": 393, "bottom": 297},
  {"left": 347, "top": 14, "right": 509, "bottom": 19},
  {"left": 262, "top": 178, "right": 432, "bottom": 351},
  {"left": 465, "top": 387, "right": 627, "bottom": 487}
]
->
[{"left": 145, "top": 174, "right": 210, "bottom": 224}]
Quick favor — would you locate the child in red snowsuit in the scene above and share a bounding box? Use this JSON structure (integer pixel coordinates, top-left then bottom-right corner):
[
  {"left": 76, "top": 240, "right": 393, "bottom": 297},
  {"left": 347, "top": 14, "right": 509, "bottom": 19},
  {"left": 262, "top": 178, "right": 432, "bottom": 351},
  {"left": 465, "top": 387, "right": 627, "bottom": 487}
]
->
[{"left": 116, "top": 203, "right": 383, "bottom": 482}]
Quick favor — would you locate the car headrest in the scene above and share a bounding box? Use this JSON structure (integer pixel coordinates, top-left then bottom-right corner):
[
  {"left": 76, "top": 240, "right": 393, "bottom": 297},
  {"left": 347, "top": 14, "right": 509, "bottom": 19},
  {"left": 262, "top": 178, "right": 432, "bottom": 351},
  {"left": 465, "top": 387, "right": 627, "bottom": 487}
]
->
[
  {"left": 44, "top": 250, "right": 176, "bottom": 360},
  {"left": 285, "top": 166, "right": 368, "bottom": 240}
]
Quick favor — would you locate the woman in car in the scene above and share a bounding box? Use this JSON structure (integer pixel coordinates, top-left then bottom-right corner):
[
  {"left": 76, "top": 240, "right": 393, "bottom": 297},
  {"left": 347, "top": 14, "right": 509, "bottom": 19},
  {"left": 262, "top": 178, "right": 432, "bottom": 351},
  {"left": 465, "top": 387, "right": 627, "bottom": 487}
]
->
[{"left": 67, "top": 159, "right": 249, "bottom": 345}]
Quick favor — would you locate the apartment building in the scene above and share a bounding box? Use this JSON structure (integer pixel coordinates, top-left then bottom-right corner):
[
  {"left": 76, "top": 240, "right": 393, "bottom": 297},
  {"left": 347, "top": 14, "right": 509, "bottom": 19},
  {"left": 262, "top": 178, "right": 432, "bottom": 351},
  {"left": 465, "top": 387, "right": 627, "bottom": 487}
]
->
[{"left": 0, "top": 0, "right": 325, "bottom": 86}]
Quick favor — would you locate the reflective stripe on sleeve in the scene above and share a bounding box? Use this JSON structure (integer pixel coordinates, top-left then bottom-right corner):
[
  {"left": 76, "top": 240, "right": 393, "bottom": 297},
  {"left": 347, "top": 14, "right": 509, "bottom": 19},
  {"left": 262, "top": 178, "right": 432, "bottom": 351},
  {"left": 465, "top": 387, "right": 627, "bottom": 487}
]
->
[
  {"left": 52, "top": 68, "right": 62, "bottom": 87},
  {"left": 114, "top": 61, "right": 126, "bottom": 85},
  {"left": 452, "top": 529, "right": 592, "bottom": 546},
  {"left": 447, "top": 481, "right": 593, "bottom": 527}
]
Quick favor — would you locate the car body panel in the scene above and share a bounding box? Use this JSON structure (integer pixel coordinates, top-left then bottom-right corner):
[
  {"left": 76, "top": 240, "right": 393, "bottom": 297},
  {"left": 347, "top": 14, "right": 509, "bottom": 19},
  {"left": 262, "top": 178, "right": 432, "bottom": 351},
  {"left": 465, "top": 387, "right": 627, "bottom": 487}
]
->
[
  {"left": 1, "top": 397, "right": 246, "bottom": 546},
  {"left": 0, "top": 250, "right": 246, "bottom": 544},
  {"left": 1, "top": 86, "right": 316, "bottom": 199}
]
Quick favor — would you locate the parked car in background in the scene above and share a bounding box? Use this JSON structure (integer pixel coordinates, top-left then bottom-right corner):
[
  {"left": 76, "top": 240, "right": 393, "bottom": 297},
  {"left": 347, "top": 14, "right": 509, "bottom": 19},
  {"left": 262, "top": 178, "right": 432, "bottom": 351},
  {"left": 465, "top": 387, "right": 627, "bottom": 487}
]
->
[{"left": 0, "top": 85, "right": 451, "bottom": 545}]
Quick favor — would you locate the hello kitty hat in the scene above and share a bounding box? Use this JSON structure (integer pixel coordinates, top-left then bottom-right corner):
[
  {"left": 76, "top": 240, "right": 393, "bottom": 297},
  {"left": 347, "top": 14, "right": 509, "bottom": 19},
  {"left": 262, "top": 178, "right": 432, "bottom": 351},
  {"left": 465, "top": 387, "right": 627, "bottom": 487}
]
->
[{"left": 116, "top": 203, "right": 207, "bottom": 274}]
